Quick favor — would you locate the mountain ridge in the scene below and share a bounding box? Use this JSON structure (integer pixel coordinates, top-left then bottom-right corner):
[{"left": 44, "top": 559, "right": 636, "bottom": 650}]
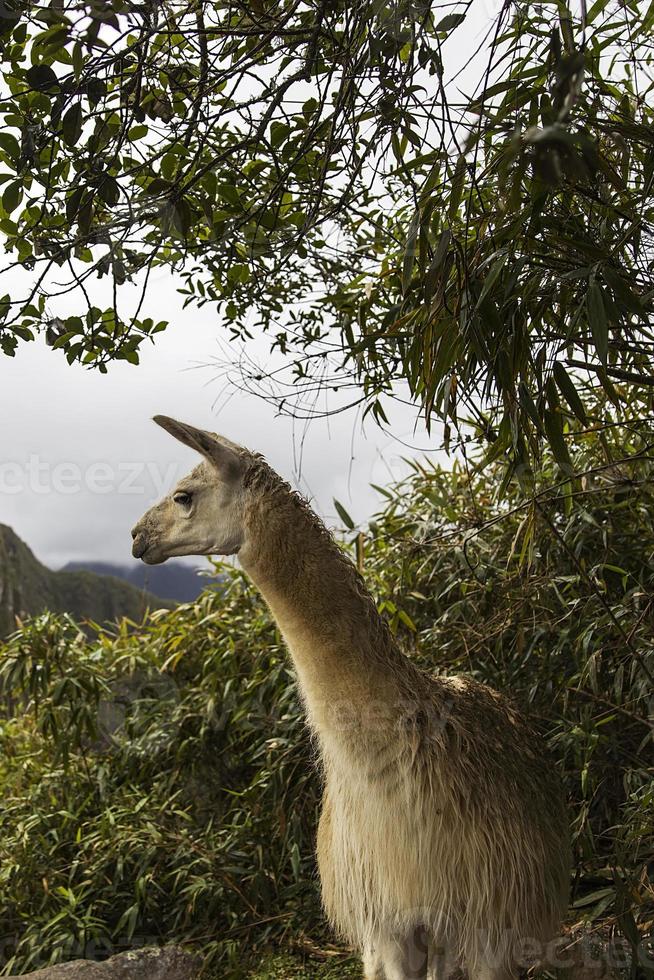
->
[
  {"left": 0, "top": 524, "right": 173, "bottom": 637},
  {"left": 61, "top": 559, "right": 209, "bottom": 603}
]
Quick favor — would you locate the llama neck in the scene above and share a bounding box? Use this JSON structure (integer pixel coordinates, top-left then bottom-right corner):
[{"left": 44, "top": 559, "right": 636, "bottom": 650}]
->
[{"left": 238, "top": 481, "right": 421, "bottom": 752}]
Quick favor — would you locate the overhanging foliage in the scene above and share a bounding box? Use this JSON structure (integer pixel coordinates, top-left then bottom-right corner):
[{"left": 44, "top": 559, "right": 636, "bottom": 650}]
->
[{"left": 0, "top": 2, "right": 652, "bottom": 468}]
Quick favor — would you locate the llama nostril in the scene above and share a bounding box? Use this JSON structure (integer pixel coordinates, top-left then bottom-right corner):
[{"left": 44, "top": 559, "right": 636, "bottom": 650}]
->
[{"left": 131, "top": 531, "right": 147, "bottom": 559}]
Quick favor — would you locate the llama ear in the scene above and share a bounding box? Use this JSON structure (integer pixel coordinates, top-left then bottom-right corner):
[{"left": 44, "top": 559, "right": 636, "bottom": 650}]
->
[{"left": 153, "top": 415, "right": 243, "bottom": 479}]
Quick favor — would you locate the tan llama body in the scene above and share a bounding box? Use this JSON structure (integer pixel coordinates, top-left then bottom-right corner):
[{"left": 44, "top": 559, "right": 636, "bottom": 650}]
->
[
  {"left": 316, "top": 675, "right": 568, "bottom": 976},
  {"left": 132, "top": 417, "right": 570, "bottom": 980}
]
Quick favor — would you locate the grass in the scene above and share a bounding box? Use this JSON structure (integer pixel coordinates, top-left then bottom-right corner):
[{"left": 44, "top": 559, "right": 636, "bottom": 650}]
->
[{"left": 246, "top": 951, "right": 361, "bottom": 979}]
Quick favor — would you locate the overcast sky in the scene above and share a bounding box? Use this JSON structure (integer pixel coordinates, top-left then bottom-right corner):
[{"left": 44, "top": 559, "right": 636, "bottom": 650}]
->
[{"left": 0, "top": 269, "right": 443, "bottom": 569}]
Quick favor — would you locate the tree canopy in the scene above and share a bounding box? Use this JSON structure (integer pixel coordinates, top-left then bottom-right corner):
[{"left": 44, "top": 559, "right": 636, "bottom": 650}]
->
[{"left": 0, "top": 0, "right": 653, "bottom": 469}]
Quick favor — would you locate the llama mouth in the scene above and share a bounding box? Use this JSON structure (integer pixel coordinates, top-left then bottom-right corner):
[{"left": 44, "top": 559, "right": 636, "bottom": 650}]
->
[
  {"left": 139, "top": 543, "right": 166, "bottom": 565},
  {"left": 131, "top": 536, "right": 148, "bottom": 560},
  {"left": 142, "top": 552, "right": 166, "bottom": 565},
  {"left": 132, "top": 536, "right": 165, "bottom": 564}
]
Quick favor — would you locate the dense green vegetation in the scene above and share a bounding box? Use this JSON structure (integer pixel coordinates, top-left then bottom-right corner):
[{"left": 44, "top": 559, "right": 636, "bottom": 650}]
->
[
  {"left": 0, "top": 524, "right": 172, "bottom": 638},
  {"left": 1, "top": 401, "right": 652, "bottom": 977}
]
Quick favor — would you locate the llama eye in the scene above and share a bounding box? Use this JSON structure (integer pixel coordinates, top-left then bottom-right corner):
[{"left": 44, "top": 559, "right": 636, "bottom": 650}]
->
[{"left": 173, "top": 491, "right": 192, "bottom": 508}]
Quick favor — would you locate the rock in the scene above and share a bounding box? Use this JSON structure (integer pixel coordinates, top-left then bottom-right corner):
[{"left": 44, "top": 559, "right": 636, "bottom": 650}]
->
[{"left": 4, "top": 946, "right": 202, "bottom": 980}]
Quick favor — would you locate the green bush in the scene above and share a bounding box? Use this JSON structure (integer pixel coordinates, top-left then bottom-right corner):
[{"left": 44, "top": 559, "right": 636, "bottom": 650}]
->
[
  {"left": 0, "top": 405, "right": 652, "bottom": 975},
  {"left": 0, "top": 584, "right": 320, "bottom": 975}
]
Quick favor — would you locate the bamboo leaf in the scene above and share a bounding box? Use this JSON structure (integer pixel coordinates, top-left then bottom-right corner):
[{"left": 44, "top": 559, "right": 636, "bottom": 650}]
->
[
  {"left": 586, "top": 282, "right": 608, "bottom": 365},
  {"left": 554, "top": 362, "right": 589, "bottom": 424},
  {"left": 402, "top": 211, "right": 420, "bottom": 296},
  {"left": 543, "top": 405, "right": 573, "bottom": 473},
  {"left": 333, "top": 498, "right": 355, "bottom": 529},
  {"left": 448, "top": 155, "right": 466, "bottom": 224},
  {"left": 424, "top": 229, "right": 451, "bottom": 301}
]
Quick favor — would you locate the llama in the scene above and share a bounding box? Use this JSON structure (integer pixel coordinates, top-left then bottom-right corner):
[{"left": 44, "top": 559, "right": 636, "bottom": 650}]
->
[{"left": 131, "top": 416, "right": 570, "bottom": 980}]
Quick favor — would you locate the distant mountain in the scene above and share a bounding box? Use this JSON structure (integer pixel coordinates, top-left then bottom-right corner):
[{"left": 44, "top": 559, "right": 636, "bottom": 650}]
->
[
  {"left": 0, "top": 524, "right": 173, "bottom": 637},
  {"left": 61, "top": 560, "right": 212, "bottom": 603}
]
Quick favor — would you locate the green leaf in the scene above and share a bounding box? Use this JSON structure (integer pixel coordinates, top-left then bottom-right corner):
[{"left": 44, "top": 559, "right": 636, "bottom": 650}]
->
[
  {"left": 51, "top": 331, "right": 78, "bottom": 349},
  {"left": 333, "top": 498, "right": 355, "bottom": 529},
  {"left": 145, "top": 178, "right": 172, "bottom": 196},
  {"left": 586, "top": 281, "right": 608, "bottom": 365},
  {"left": 553, "top": 362, "right": 589, "bottom": 424},
  {"left": 173, "top": 198, "right": 193, "bottom": 235},
  {"left": 476, "top": 253, "right": 508, "bottom": 309},
  {"left": 85, "top": 78, "right": 107, "bottom": 105},
  {"left": 62, "top": 103, "right": 83, "bottom": 147},
  {"left": 77, "top": 193, "right": 95, "bottom": 234},
  {"left": 302, "top": 98, "right": 318, "bottom": 120},
  {"left": 572, "top": 886, "right": 615, "bottom": 908},
  {"left": 0, "top": 133, "right": 20, "bottom": 161},
  {"left": 435, "top": 12, "right": 466, "bottom": 30},
  {"left": 2, "top": 180, "right": 21, "bottom": 214},
  {"left": 448, "top": 155, "right": 466, "bottom": 224},
  {"left": 98, "top": 175, "right": 120, "bottom": 206},
  {"left": 595, "top": 366, "right": 621, "bottom": 406},
  {"left": 424, "top": 229, "right": 451, "bottom": 301},
  {"left": 66, "top": 185, "right": 84, "bottom": 223},
  {"left": 585, "top": 0, "right": 610, "bottom": 22},
  {"left": 397, "top": 609, "right": 417, "bottom": 631},
  {"left": 270, "top": 121, "right": 290, "bottom": 149},
  {"left": 402, "top": 211, "right": 420, "bottom": 296},
  {"left": 543, "top": 403, "right": 573, "bottom": 473},
  {"left": 519, "top": 382, "right": 543, "bottom": 432},
  {"left": 218, "top": 184, "right": 241, "bottom": 208},
  {"left": 26, "top": 64, "right": 59, "bottom": 92}
]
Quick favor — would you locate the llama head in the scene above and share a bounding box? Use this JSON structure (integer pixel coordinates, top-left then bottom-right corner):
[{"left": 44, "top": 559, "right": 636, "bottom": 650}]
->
[{"left": 131, "top": 416, "right": 252, "bottom": 564}]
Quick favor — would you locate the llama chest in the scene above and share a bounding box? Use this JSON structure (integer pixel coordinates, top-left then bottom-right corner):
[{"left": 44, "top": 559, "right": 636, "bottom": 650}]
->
[
  {"left": 316, "top": 756, "right": 452, "bottom": 945},
  {"left": 314, "top": 708, "right": 569, "bottom": 954}
]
